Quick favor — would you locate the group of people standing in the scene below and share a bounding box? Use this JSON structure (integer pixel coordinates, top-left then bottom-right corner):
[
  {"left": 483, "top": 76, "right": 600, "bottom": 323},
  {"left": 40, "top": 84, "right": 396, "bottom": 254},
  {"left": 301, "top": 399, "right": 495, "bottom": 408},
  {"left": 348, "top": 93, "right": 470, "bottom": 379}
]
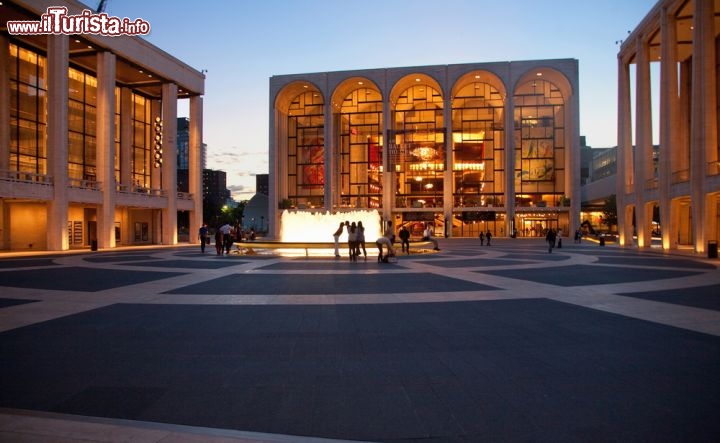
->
[
  {"left": 198, "top": 223, "right": 255, "bottom": 255},
  {"left": 333, "top": 221, "right": 367, "bottom": 261}
]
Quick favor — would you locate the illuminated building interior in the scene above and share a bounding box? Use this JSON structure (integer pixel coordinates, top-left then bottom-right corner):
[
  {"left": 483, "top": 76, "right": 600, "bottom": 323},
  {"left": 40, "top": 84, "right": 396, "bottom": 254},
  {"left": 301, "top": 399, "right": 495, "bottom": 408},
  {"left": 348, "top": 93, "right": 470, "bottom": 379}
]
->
[{"left": 270, "top": 60, "right": 580, "bottom": 239}]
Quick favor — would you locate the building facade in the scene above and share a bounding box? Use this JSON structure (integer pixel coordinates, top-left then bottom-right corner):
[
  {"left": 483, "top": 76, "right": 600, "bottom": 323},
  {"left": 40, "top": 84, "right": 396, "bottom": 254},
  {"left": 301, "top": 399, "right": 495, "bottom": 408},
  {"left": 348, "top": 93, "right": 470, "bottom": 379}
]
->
[
  {"left": 617, "top": 0, "right": 720, "bottom": 253},
  {"left": 269, "top": 59, "right": 580, "bottom": 239},
  {"left": 0, "top": 0, "right": 205, "bottom": 251}
]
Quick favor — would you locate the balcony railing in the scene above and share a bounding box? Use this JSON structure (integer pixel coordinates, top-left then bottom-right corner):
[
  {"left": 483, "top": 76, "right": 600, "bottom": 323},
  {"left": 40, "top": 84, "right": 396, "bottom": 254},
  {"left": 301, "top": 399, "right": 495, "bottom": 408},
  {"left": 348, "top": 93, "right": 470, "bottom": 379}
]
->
[
  {"left": 0, "top": 170, "right": 52, "bottom": 185},
  {"left": 708, "top": 161, "right": 720, "bottom": 176},
  {"left": 671, "top": 169, "right": 690, "bottom": 183},
  {"left": 68, "top": 178, "right": 100, "bottom": 190},
  {"left": 116, "top": 183, "right": 167, "bottom": 197}
]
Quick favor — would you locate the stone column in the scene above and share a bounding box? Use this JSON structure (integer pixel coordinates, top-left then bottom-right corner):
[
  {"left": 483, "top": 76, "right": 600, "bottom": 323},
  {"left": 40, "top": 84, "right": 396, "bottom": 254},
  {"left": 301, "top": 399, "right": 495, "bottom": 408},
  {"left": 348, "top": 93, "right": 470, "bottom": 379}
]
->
[
  {"left": 617, "top": 56, "right": 633, "bottom": 246},
  {"left": 46, "top": 34, "right": 69, "bottom": 251},
  {"left": 382, "top": 92, "right": 393, "bottom": 222},
  {"left": 323, "top": 98, "right": 333, "bottom": 212},
  {"left": 504, "top": 91, "right": 515, "bottom": 238},
  {"left": 659, "top": 7, "right": 678, "bottom": 251},
  {"left": 96, "top": 51, "right": 116, "bottom": 249},
  {"left": 634, "top": 36, "right": 652, "bottom": 248},
  {"left": 690, "top": 0, "right": 716, "bottom": 253},
  {"left": 443, "top": 95, "right": 453, "bottom": 237},
  {"left": 161, "top": 83, "right": 178, "bottom": 245},
  {"left": 189, "top": 95, "right": 203, "bottom": 245}
]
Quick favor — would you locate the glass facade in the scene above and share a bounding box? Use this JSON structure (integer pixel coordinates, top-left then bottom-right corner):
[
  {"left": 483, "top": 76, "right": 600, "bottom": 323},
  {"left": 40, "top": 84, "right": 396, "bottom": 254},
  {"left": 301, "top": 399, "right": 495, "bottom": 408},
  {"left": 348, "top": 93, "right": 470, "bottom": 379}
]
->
[
  {"left": 8, "top": 44, "right": 47, "bottom": 177},
  {"left": 68, "top": 67, "right": 97, "bottom": 183},
  {"left": 286, "top": 90, "right": 325, "bottom": 208},
  {"left": 338, "top": 87, "right": 383, "bottom": 209},
  {"left": 392, "top": 84, "right": 445, "bottom": 210},
  {"left": 131, "top": 93, "right": 153, "bottom": 189}
]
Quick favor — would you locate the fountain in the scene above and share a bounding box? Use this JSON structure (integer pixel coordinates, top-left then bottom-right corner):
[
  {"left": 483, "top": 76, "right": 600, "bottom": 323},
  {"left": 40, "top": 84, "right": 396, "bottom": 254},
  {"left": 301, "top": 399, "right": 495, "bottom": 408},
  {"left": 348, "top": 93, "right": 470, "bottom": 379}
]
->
[{"left": 279, "top": 209, "right": 382, "bottom": 243}]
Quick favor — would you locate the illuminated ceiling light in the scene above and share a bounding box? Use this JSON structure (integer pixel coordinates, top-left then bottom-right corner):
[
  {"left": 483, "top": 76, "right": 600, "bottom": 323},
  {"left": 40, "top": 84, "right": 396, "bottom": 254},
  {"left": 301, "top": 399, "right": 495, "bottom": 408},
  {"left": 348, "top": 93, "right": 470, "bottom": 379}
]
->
[
  {"left": 358, "top": 81, "right": 364, "bottom": 85},
  {"left": 536, "top": 72, "right": 543, "bottom": 76},
  {"left": 415, "top": 78, "right": 421, "bottom": 82},
  {"left": 303, "top": 85, "right": 308, "bottom": 88},
  {"left": 474, "top": 75, "right": 480, "bottom": 79}
]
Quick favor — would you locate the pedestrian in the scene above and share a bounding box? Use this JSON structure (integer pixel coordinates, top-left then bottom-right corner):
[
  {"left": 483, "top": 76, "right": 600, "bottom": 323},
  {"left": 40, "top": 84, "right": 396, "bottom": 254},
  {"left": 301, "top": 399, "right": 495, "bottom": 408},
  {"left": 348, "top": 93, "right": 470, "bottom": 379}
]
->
[
  {"left": 214, "top": 228, "right": 223, "bottom": 255},
  {"left": 332, "top": 222, "right": 344, "bottom": 258},
  {"left": 348, "top": 222, "right": 358, "bottom": 261},
  {"left": 219, "top": 222, "right": 232, "bottom": 254},
  {"left": 375, "top": 236, "right": 395, "bottom": 262},
  {"left": 485, "top": 230, "right": 492, "bottom": 246},
  {"left": 399, "top": 225, "right": 410, "bottom": 254},
  {"left": 575, "top": 229, "right": 582, "bottom": 244},
  {"left": 546, "top": 228, "right": 557, "bottom": 253},
  {"left": 198, "top": 223, "right": 208, "bottom": 253},
  {"left": 357, "top": 221, "right": 367, "bottom": 260},
  {"left": 479, "top": 231, "right": 485, "bottom": 246},
  {"left": 423, "top": 224, "right": 440, "bottom": 251},
  {"left": 384, "top": 221, "right": 395, "bottom": 244}
]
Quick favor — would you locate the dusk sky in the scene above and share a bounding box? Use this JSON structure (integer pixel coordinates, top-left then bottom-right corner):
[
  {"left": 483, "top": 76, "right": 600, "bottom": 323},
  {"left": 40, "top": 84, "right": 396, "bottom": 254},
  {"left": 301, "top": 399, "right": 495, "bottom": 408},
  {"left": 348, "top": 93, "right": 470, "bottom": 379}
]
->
[{"left": 96, "top": 0, "right": 657, "bottom": 201}]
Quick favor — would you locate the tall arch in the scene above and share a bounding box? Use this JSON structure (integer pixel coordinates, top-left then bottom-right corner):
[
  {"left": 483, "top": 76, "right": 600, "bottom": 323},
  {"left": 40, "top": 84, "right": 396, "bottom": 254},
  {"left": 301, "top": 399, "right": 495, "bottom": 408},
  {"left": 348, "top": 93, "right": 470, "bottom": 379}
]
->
[
  {"left": 273, "top": 81, "right": 325, "bottom": 209},
  {"left": 512, "top": 68, "right": 577, "bottom": 237},
  {"left": 330, "top": 78, "right": 384, "bottom": 209}
]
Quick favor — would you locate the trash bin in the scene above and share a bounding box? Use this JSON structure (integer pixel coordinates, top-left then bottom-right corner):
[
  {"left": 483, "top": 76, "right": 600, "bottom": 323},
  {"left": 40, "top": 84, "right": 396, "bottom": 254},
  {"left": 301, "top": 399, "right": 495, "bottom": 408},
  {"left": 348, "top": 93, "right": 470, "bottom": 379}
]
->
[
  {"left": 599, "top": 237, "right": 605, "bottom": 247},
  {"left": 91, "top": 240, "right": 98, "bottom": 251},
  {"left": 709, "top": 241, "right": 718, "bottom": 259}
]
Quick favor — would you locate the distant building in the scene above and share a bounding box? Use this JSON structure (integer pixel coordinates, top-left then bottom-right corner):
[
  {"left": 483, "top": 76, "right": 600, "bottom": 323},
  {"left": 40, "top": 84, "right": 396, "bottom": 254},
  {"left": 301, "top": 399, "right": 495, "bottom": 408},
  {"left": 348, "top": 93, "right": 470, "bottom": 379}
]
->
[
  {"left": 255, "top": 174, "right": 269, "bottom": 196},
  {"left": 203, "top": 169, "right": 231, "bottom": 208}
]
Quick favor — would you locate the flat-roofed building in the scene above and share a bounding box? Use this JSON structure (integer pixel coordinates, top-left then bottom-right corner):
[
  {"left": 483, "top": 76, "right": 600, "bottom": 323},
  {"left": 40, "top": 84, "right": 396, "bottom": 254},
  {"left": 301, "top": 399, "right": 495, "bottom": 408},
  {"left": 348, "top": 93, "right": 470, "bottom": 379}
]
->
[{"left": 0, "top": 0, "right": 205, "bottom": 251}]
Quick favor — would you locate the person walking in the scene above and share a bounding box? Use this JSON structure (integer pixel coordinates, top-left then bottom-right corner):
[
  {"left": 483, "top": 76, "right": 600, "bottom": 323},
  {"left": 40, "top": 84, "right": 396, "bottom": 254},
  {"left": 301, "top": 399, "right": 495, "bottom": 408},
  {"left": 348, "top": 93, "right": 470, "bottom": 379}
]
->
[
  {"left": 398, "top": 225, "right": 410, "bottom": 254},
  {"left": 423, "top": 224, "right": 440, "bottom": 251},
  {"left": 332, "top": 222, "right": 344, "bottom": 258},
  {"left": 546, "top": 228, "right": 557, "bottom": 253},
  {"left": 485, "top": 230, "right": 492, "bottom": 246},
  {"left": 479, "top": 231, "right": 485, "bottom": 246},
  {"left": 219, "top": 222, "right": 232, "bottom": 255},
  {"left": 198, "top": 223, "right": 208, "bottom": 253},
  {"left": 214, "top": 228, "right": 224, "bottom": 255}
]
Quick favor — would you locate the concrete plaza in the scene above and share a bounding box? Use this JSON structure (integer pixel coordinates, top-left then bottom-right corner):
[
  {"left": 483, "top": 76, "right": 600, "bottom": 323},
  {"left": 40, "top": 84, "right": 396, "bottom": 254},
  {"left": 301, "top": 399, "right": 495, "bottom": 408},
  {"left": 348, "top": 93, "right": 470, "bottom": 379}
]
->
[{"left": 1, "top": 238, "right": 719, "bottom": 442}]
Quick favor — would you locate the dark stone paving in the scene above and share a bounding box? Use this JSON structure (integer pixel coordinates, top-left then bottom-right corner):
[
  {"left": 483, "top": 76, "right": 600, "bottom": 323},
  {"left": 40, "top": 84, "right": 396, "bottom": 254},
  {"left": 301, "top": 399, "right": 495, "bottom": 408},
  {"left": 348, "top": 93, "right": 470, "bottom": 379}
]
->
[
  {"left": 0, "top": 267, "right": 185, "bottom": 292},
  {"left": 124, "top": 260, "right": 245, "bottom": 269},
  {"left": 82, "top": 255, "right": 157, "bottom": 263},
  {"left": 0, "top": 298, "right": 37, "bottom": 308},
  {"left": 0, "top": 258, "right": 59, "bottom": 269},
  {"left": 619, "top": 283, "right": 720, "bottom": 311},
  {"left": 415, "top": 258, "right": 538, "bottom": 268},
  {"left": 596, "top": 256, "right": 717, "bottom": 270},
  {"left": 478, "top": 264, "right": 702, "bottom": 287},
  {"left": 165, "top": 272, "right": 498, "bottom": 295},
  {"left": 1, "top": 300, "right": 719, "bottom": 442}
]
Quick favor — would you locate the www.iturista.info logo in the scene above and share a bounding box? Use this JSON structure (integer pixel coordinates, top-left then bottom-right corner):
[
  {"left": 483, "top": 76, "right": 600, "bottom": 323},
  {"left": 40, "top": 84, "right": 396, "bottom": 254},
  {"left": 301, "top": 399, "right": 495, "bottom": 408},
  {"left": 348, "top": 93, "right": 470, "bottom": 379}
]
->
[{"left": 6, "top": 6, "right": 150, "bottom": 36}]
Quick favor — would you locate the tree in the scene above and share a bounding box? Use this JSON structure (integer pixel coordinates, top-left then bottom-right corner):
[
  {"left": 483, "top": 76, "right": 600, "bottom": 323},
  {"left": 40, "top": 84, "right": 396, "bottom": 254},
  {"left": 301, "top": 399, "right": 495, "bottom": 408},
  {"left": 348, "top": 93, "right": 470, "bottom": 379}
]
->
[{"left": 601, "top": 194, "right": 618, "bottom": 230}]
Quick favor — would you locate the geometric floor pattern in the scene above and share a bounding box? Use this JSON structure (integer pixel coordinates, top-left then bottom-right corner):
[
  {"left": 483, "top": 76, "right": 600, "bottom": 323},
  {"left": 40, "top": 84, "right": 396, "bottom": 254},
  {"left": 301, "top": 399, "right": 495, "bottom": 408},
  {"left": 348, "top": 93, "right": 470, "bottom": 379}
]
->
[{"left": 1, "top": 238, "right": 719, "bottom": 442}]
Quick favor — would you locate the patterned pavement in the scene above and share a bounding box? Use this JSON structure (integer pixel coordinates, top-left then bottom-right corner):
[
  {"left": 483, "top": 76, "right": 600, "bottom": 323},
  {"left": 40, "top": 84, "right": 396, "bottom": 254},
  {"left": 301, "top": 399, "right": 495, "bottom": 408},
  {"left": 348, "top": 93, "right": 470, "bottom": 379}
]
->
[{"left": 1, "top": 238, "right": 719, "bottom": 442}]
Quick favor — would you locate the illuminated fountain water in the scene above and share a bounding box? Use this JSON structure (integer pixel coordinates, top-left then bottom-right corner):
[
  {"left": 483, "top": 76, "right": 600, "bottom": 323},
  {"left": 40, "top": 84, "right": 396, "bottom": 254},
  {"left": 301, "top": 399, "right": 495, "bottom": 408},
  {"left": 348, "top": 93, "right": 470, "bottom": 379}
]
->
[{"left": 279, "top": 209, "right": 383, "bottom": 255}]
